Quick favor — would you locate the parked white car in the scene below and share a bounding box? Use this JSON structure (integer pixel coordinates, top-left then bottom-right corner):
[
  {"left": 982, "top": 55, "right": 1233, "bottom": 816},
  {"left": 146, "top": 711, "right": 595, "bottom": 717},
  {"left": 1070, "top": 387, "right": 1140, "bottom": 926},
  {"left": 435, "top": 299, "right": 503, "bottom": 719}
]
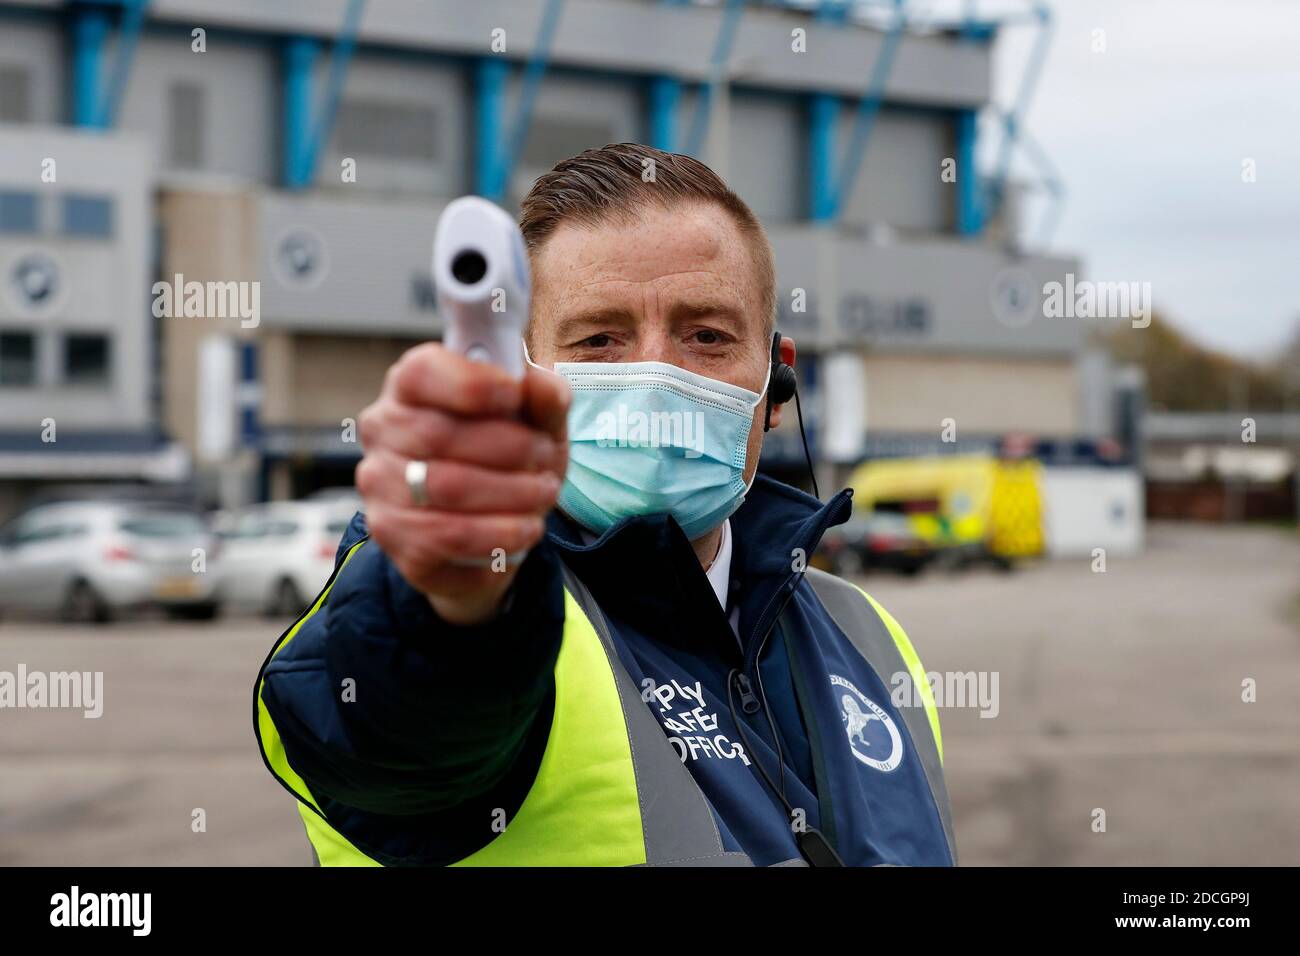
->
[
  {"left": 213, "top": 499, "right": 360, "bottom": 617},
  {"left": 0, "top": 500, "right": 220, "bottom": 622}
]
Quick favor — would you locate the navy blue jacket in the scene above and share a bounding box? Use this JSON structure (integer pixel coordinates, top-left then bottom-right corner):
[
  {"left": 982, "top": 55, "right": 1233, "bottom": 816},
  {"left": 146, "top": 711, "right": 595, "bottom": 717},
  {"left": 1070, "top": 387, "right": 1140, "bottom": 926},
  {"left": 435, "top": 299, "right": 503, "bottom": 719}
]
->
[{"left": 259, "top": 475, "right": 953, "bottom": 866}]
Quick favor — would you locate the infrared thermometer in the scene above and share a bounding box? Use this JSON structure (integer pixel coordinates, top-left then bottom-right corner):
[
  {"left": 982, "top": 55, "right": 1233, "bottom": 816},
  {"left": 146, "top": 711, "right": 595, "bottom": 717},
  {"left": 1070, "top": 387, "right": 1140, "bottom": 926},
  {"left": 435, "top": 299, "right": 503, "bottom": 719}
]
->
[{"left": 432, "top": 196, "right": 530, "bottom": 379}]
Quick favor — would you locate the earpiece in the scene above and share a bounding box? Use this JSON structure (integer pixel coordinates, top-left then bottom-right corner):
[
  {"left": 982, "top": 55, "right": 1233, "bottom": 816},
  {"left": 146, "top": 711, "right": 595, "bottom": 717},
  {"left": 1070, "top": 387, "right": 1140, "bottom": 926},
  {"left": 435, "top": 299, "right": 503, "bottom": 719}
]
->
[{"left": 764, "top": 331, "right": 797, "bottom": 433}]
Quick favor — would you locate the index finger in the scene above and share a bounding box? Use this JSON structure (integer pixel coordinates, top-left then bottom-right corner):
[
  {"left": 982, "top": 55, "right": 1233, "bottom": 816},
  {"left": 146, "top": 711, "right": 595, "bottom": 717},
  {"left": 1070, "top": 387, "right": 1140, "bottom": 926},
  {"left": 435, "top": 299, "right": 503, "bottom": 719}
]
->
[
  {"left": 390, "top": 343, "right": 523, "bottom": 417},
  {"left": 521, "top": 363, "right": 571, "bottom": 439}
]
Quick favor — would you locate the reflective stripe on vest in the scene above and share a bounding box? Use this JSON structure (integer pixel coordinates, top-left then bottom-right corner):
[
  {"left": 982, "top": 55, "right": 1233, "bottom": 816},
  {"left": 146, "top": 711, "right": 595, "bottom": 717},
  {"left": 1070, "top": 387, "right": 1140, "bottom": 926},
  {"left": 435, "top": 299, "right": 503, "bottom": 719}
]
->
[
  {"left": 801, "top": 567, "right": 958, "bottom": 865},
  {"left": 254, "top": 541, "right": 748, "bottom": 867},
  {"left": 255, "top": 542, "right": 952, "bottom": 866}
]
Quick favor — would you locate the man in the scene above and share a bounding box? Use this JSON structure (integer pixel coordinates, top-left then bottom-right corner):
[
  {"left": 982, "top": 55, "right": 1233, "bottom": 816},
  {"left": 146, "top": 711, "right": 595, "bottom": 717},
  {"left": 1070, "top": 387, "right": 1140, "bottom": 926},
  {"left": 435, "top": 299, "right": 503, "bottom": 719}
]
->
[{"left": 255, "top": 144, "right": 955, "bottom": 867}]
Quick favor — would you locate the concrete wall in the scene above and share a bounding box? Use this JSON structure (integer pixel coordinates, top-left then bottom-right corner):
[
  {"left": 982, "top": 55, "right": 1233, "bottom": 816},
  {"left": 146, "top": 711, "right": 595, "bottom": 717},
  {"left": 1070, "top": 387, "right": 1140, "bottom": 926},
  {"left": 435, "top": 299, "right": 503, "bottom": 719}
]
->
[
  {"left": 0, "top": 4, "right": 981, "bottom": 236},
  {"left": 119, "top": 32, "right": 278, "bottom": 185},
  {"left": 131, "top": 0, "right": 992, "bottom": 105},
  {"left": 506, "top": 70, "right": 643, "bottom": 205},
  {"left": 266, "top": 332, "right": 414, "bottom": 428},
  {"left": 724, "top": 90, "right": 807, "bottom": 224},
  {"left": 256, "top": 191, "right": 447, "bottom": 336},
  {"left": 156, "top": 188, "right": 259, "bottom": 456},
  {"left": 0, "top": 13, "right": 63, "bottom": 124},
  {"left": 160, "top": 189, "right": 422, "bottom": 462},
  {"left": 316, "top": 51, "right": 471, "bottom": 198},
  {"left": 249, "top": 191, "right": 1082, "bottom": 358},
  {"left": 858, "top": 353, "right": 1081, "bottom": 435},
  {"left": 771, "top": 227, "right": 1082, "bottom": 357},
  {"left": 0, "top": 126, "right": 153, "bottom": 430},
  {"left": 0, "top": 0, "right": 1079, "bottom": 487},
  {"left": 837, "top": 107, "right": 955, "bottom": 234}
]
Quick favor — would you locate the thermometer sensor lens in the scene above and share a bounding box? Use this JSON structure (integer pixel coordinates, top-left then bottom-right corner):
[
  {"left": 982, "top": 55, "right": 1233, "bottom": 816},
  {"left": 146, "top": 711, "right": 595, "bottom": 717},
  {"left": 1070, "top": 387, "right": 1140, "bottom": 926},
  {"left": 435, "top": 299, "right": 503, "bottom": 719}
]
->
[{"left": 450, "top": 250, "right": 487, "bottom": 285}]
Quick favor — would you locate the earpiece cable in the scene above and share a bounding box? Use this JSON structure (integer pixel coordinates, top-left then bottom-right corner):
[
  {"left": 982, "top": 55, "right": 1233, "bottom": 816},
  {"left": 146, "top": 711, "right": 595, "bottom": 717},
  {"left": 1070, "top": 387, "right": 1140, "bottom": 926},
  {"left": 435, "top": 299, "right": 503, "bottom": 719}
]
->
[{"left": 793, "top": 385, "right": 819, "bottom": 500}]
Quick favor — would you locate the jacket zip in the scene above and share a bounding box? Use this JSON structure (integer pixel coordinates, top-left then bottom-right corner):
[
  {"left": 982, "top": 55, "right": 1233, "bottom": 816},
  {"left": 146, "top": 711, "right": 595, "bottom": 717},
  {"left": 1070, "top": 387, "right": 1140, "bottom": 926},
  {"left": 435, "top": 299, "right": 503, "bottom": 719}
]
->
[
  {"left": 724, "top": 497, "right": 850, "bottom": 866},
  {"left": 740, "top": 489, "right": 849, "bottom": 673}
]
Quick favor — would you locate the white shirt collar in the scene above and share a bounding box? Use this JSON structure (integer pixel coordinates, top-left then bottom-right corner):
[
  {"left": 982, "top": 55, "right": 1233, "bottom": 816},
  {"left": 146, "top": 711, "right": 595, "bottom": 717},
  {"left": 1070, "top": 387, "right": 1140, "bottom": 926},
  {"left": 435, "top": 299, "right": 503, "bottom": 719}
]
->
[{"left": 703, "top": 518, "right": 732, "bottom": 613}]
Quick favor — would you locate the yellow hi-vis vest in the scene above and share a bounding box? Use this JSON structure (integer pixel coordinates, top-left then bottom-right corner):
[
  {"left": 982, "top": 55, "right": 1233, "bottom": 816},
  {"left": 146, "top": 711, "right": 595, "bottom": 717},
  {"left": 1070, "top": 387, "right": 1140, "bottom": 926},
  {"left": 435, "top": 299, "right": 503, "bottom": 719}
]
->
[{"left": 255, "top": 539, "right": 954, "bottom": 867}]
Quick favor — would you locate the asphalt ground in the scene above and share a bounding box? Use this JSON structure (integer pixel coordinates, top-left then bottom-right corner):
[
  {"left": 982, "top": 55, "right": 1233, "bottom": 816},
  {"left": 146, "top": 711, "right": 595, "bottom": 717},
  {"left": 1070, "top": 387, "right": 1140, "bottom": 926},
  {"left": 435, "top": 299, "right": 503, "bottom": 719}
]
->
[{"left": 1, "top": 522, "right": 1296, "bottom": 865}]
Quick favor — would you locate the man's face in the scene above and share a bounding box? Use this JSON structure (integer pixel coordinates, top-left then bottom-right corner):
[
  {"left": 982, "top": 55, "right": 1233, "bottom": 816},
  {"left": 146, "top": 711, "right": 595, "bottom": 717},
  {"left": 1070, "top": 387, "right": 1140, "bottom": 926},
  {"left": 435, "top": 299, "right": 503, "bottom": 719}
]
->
[{"left": 527, "top": 201, "right": 775, "bottom": 485}]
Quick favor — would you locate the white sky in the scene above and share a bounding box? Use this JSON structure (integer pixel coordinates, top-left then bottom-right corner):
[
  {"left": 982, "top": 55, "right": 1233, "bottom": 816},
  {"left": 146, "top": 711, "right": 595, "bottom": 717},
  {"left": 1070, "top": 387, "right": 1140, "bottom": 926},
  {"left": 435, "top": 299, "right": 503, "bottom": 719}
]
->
[{"left": 982, "top": 0, "right": 1300, "bottom": 359}]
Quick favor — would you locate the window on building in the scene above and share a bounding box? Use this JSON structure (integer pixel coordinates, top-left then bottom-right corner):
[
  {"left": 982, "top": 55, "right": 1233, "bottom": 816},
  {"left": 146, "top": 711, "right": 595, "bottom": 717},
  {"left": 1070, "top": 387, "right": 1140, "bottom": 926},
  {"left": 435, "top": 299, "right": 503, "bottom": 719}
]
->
[
  {"left": 335, "top": 99, "right": 439, "bottom": 162},
  {"left": 0, "top": 65, "right": 31, "bottom": 122},
  {"left": 0, "top": 191, "right": 38, "bottom": 234},
  {"left": 168, "top": 82, "right": 205, "bottom": 169},
  {"left": 62, "top": 333, "right": 110, "bottom": 387},
  {"left": 61, "top": 194, "right": 114, "bottom": 238},
  {"left": 0, "top": 330, "right": 37, "bottom": 386}
]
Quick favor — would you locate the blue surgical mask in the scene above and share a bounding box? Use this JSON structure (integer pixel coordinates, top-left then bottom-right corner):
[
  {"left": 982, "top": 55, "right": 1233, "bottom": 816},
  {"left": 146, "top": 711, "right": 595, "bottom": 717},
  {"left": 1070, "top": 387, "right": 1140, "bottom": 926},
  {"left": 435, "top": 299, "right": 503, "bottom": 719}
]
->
[{"left": 546, "top": 358, "right": 768, "bottom": 541}]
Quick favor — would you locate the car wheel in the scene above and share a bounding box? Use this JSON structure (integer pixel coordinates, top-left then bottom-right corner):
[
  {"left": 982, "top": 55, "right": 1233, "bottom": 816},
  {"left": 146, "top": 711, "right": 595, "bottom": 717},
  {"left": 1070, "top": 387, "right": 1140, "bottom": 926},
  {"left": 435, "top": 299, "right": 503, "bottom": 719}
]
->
[
  {"left": 62, "top": 580, "right": 110, "bottom": 625},
  {"left": 268, "top": 578, "right": 304, "bottom": 618},
  {"left": 166, "top": 602, "right": 219, "bottom": 621}
]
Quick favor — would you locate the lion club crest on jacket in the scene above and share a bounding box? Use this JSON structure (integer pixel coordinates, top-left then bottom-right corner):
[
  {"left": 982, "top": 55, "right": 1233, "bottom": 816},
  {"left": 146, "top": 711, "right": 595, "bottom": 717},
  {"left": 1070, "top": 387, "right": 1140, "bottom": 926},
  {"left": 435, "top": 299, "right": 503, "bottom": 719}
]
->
[{"left": 831, "top": 674, "right": 904, "bottom": 772}]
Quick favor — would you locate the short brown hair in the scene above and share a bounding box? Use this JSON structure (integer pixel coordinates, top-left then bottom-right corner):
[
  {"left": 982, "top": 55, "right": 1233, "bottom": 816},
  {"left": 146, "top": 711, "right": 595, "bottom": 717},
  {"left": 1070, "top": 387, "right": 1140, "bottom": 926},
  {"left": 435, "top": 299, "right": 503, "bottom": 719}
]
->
[{"left": 519, "top": 143, "right": 776, "bottom": 338}]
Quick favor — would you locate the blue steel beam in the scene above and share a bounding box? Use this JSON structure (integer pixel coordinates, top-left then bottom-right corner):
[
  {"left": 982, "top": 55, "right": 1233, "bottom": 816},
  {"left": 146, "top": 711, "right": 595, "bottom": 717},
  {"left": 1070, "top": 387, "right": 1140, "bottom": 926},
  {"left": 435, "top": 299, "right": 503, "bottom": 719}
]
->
[
  {"left": 304, "top": 0, "right": 366, "bottom": 178},
  {"left": 808, "top": 93, "right": 838, "bottom": 222},
  {"left": 817, "top": 0, "right": 851, "bottom": 26},
  {"left": 475, "top": 0, "right": 564, "bottom": 202},
  {"left": 70, "top": 4, "right": 111, "bottom": 127},
  {"left": 648, "top": 75, "right": 682, "bottom": 152},
  {"left": 499, "top": 0, "right": 565, "bottom": 196},
  {"left": 1003, "top": 113, "right": 1065, "bottom": 247},
  {"left": 829, "top": 0, "right": 907, "bottom": 222},
  {"left": 684, "top": 0, "right": 747, "bottom": 159},
  {"left": 954, "top": 108, "right": 981, "bottom": 235},
  {"left": 98, "top": 0, "right": 147, "bottom": 127},
  {"left": 817, "top": 0, "right": 1058, "bottom": 240},
  {"left": 983, "top": 1, "right": 1053, "bottom": 227},
  {"left": 955, "top": 16, "right": 995, "bottom": 235},
  {"left": 70, "top": 0, "right": 148, "bottom": 129},
  {"left": 474, "top": 57, "right": 510, "bottom": 200},
  {"left": 283, "top": 0, "right": 366, "bottom": 190},
  {"left": 647, "top": 0, "right": 688, "bottom": 151},
  {"left": 808, "top": 0, "right": 848, "bottom": 222},
  {"left": 282, "top": 36, "right": 320, "bottom": 188}
]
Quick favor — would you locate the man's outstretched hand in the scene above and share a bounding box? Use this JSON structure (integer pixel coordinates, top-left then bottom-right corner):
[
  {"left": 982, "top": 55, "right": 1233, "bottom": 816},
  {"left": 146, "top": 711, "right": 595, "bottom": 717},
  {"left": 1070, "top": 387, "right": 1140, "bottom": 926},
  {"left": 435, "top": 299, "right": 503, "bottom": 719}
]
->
[{"left": 356, "top": 343, "right": 569, "bottom": 625}]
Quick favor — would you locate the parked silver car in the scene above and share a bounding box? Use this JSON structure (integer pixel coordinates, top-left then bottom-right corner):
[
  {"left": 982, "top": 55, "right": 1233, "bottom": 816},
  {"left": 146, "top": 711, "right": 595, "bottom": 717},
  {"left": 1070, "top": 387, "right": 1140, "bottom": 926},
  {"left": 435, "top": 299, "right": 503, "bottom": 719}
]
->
[
  {"left": 0, "top": 500, "right": 220, "bottom": 622},
  {"left": 212, "top": 498, "right": 359, "bottom": 617}
]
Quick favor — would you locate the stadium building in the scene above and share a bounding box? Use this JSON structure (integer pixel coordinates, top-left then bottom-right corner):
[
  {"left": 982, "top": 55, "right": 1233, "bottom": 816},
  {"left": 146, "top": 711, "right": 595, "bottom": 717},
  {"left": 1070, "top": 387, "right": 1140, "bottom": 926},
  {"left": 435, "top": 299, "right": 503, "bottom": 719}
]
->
[{"left": 0, "top": 0, "right": 1123, "bottom": 520}]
